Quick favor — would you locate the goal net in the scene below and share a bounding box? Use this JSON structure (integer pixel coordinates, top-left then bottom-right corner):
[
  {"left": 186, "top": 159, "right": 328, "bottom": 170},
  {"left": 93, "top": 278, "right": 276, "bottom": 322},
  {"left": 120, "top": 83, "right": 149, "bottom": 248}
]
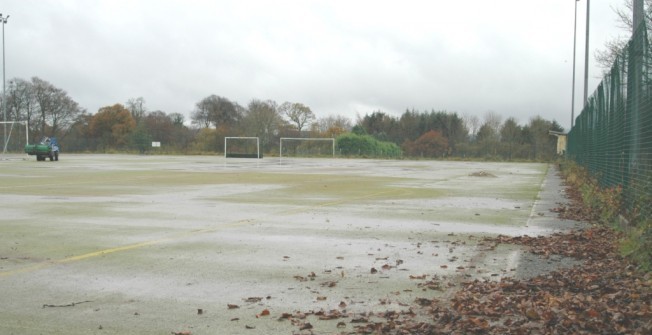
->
[
  {"left": 279, "top": 137, "right": 335, "bottom": 159},
  {"left": 224, "top": 137, "right": 261, "bottom": 158},
  {"left": 0, "top": 121, "right": 29, "bottom": 156}
]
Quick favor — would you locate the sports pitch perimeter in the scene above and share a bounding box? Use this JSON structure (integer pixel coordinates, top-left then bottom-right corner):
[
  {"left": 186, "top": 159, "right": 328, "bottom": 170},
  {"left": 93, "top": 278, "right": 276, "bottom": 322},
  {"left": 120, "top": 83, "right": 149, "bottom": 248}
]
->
[{"left": 0, "top": 154, "right": 579, "bottom": 334}]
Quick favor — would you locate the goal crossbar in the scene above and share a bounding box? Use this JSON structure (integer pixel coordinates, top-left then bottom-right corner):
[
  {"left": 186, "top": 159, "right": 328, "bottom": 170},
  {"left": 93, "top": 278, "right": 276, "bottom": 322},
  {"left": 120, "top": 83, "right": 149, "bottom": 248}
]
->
[
  {"left": 224, "top": 137, "right": 260, "bottom": 159},
  {"left": 279, "top": 137, "right": 335, "bottom": 160}
]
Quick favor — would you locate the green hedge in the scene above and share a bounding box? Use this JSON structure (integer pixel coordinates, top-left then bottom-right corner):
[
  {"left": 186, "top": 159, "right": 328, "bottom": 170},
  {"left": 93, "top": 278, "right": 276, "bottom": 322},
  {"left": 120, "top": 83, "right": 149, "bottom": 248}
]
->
[{"left": 336, "top": 133, "right": 402, "bottom": 158}]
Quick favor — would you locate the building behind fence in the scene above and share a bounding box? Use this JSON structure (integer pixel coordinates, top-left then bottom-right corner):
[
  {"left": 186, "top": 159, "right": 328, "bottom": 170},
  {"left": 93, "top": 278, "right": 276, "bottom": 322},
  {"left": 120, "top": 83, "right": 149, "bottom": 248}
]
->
[{"left": 567, "top": 22, "right": 652, "bottom": 223}]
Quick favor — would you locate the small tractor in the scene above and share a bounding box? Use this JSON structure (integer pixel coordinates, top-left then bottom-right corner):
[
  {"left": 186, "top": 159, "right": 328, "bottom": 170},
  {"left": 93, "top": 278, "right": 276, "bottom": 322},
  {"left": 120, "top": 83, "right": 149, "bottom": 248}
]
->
[{"left": 24, "top": 137, "right": 60, "bottom": 161}]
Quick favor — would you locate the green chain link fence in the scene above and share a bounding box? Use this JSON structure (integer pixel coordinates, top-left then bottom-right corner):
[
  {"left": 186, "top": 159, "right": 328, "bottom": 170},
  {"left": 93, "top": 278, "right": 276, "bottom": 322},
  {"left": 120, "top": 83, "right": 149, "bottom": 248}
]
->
[{"left": 567, "top": 22, "right": 652, "bottom": 224}]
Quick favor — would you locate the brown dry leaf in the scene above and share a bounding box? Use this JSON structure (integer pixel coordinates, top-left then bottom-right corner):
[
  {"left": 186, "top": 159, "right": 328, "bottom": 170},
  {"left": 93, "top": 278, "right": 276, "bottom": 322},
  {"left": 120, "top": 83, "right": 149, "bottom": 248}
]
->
[
  {"left": 280, "top": 182, "right": 652, "bottom": 335},
  {"left": 525, "top": 309, "right": 540, "bottom": 320},
  {"left": 227, "top": 304, "right": 239, "bottom": 309},
  {"left": 469, "top": 317, "right": 489, "bottom": 329},
  {"left": 299, "top": 322, "right": 313, "bottom": 330},
  {"left": 321, "top": 281, "right": 337, "bottom": 287},
  {"left": 586, "top": 308, "right": 600, "bottom": 318},
  {"left": 278, "top": 312, "right": 293, "bottom": 320}
]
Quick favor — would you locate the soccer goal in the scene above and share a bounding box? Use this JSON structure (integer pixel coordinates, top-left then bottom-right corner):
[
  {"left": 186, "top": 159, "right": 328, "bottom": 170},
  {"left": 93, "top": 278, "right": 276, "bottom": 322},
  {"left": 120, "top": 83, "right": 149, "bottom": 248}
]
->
[
  {"left": 0, "top": 121, "right": 29, "bottom": 155},
  {"left": 279, "top": 137, "right": 335, "bottom": 159},
  {"left": 224, "top": 137, "right": 261, "bottom": 158}
]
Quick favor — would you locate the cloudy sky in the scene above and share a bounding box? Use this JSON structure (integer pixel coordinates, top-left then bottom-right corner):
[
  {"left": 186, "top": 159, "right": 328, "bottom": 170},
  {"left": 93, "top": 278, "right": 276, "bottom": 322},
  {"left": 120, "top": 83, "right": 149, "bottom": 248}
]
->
[{"left": 2, "top": 0, "right": 628, "bottom": 130}]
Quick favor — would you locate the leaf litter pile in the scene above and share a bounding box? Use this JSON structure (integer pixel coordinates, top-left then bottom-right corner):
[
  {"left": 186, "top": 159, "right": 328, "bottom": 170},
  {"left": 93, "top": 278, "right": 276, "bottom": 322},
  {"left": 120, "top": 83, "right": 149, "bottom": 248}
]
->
[{"left": 272, "top": 179, "right": 651, "bottom": 334}]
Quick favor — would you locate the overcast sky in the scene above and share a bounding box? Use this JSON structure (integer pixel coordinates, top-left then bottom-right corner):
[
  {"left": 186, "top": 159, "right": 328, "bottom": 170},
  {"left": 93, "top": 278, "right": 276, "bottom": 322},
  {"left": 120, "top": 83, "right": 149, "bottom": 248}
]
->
[{"left": 2, "top": 0, "right": 628, "bottom": 130}]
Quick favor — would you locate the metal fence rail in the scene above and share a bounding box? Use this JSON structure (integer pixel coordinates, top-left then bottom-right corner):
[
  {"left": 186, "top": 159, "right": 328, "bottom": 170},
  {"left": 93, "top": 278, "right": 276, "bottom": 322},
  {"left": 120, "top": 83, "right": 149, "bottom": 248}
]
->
[{"left": 567, "top": 22, "right": 651, "bottom": 222}]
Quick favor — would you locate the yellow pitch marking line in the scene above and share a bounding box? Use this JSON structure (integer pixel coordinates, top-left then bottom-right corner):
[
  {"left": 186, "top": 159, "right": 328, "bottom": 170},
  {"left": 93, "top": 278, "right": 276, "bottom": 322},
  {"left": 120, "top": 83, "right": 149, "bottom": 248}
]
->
[
  {"left": 0, "top": 188, "right": 411, "bottom": 278},
  {"left": 0, "top": 238, "right": 173, "bottom": 278}
]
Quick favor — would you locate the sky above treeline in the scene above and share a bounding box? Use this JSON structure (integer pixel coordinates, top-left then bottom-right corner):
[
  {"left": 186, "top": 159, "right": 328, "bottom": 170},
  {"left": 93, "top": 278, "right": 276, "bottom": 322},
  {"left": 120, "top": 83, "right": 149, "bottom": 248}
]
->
[{"left": 2, "top": 0, "right": 629, "bottom": 130}]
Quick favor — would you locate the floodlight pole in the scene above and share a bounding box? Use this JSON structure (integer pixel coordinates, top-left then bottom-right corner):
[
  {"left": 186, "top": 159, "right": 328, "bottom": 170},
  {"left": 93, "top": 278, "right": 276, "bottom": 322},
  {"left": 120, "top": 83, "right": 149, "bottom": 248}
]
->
[
  {"left": 571, "top": 0, "right": 579, "bottom": 128},
  {"left": 1, "top": 14, "right": 9, "bottom": 151},
  {"left": 582, "top": 0, "right": 590, "bottom": 107},
  {"left": 634, "top": 0, "right": 644, "bottom": 32},
  {"left": 631, "top": 0, "right": 644, "bottom": 174}
]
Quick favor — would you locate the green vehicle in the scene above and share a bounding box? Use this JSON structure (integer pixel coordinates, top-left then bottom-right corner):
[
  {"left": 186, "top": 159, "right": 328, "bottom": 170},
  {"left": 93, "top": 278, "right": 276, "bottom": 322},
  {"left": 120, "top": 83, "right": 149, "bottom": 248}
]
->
[{"left": 24, "top": 137, "right": 60, "bottom": 161}]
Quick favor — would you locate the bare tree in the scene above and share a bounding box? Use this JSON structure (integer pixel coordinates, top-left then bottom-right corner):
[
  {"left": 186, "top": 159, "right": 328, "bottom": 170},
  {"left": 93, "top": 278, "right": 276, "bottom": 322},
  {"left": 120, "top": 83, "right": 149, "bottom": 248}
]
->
[
  {"left": 191, "top": 95, "right": 240, "bottom": 129},
  {"left": 313, "top": 114, "right": 352, "bottom": 135},
  {"left": 279, "top": 101, "right": 315, "bottom": 134},
  {"left": 6, "top": 78, "right": 36, "bottom": 123},
  {"left": 190, "top": 104, "right": 211, "bottom": 128},
  {"left": 126, "top": 97, "right": 147, "bottom": 121},
  {"left": 240, "top": 99, "right": 284, "bottom": 150},
  {"left": 463, "top": 113, "right": 480, "bottom": 140},
  {"left": 137, "top": 110, "right": 178, "bottom": 147},
  {"left": 596, "top": 0, "right": 652, "bottom": 72},
  {"left": 31, "top": 77, "right": 84, "bottom": 139},
  {"left": 483, "top": 110, "right": 503, "bottom": 133}
]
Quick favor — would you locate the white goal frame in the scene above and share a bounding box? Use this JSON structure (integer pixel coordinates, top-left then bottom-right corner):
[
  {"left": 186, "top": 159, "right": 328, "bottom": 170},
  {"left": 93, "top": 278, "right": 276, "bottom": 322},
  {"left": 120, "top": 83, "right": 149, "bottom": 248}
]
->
[
  {"left": 279, "top": 137, "right": 335, "bottom": 161},
  {"left": 224, "top": 137, "right": 260, "bottom": 159},
  {"left": 1, "top": 121, "right": 29, "bottom": 155}
]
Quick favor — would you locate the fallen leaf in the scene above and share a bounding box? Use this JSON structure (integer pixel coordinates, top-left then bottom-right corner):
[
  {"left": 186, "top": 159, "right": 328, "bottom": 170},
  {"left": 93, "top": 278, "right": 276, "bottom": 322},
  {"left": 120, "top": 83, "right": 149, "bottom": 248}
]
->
[
  {"left": 256, "top": 309, "right": 270, "bottom": 318},
  {"left": 525, "top": 309, "right": 540, "bottom": 320},
  {"left": 321, "top": 281, "right": 337, "bottom": 287},
  {"left": 279, "top": 312, "right": 292, "bottom": 319}
]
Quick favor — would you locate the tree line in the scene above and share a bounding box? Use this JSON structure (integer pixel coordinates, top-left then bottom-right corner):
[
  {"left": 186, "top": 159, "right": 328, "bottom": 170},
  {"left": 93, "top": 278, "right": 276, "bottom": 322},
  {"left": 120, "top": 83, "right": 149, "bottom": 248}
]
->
[{"left": 2, "top": 76, "right": 562, "bottom": 160}]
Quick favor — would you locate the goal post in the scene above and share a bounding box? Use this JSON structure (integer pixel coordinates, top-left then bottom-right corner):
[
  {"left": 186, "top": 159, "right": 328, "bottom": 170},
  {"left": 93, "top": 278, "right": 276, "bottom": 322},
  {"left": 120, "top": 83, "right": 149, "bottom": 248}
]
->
[
  {"left": 279, "top": 137, "right": 335, "bottom": 159},
  {"left": 0, "top": 121, "right": 29, "bottom": 155},
  {"left": 224, "top": 137, "right": 261, "bottom": 159}
]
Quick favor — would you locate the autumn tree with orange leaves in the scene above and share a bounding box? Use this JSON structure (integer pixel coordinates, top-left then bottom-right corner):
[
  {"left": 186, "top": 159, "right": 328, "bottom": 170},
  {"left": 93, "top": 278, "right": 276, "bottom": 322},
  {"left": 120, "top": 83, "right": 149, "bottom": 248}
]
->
[
  {"left": 402, "top": 130, "right": 449, "bottom": 158},
  {"left": 89, "top": 104, "right": 136, "bottom": 151}
]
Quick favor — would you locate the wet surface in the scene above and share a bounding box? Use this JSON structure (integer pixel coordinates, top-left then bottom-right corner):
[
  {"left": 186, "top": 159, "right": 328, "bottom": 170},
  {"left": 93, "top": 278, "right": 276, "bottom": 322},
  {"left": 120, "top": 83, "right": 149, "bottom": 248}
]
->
[{"left": 0, "top": 155, "right": 582, "bottom": 334}]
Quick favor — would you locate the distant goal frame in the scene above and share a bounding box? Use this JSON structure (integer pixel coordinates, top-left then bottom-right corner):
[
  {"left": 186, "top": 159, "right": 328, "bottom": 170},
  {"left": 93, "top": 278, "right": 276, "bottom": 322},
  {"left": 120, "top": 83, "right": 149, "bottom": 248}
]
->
[
  {"left": 279, "top": 137, "right": 335, "bottom": 160},
  {"left": 1, "top": 121, "right": 30, "bottom": 155},
  {"left": 224, "top": 136, "right": 261, "bottom": 159}
]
